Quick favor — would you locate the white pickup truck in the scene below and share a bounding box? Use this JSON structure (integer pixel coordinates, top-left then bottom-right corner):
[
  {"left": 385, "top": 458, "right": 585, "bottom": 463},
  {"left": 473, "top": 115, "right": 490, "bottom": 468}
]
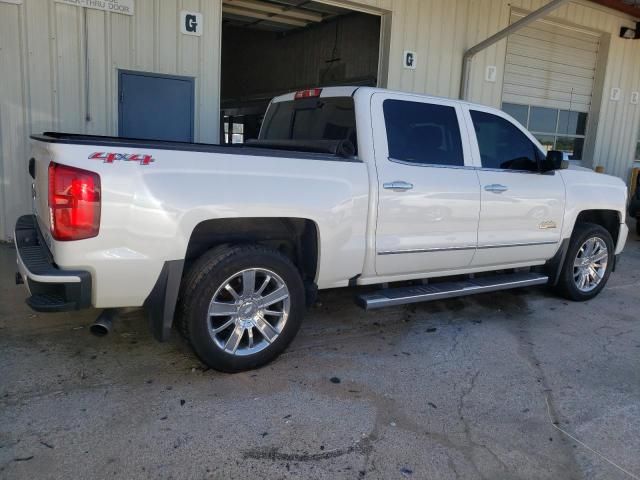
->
[{"left": 15, "top": 86, "right": 628, "bottom": 372}]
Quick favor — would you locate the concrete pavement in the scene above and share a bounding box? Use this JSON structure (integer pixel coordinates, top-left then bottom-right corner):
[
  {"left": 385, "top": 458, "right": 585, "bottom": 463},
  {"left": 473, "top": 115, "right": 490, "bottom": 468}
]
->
[{"left": 1, "top": 235, "right": 639, "bottom": 479}]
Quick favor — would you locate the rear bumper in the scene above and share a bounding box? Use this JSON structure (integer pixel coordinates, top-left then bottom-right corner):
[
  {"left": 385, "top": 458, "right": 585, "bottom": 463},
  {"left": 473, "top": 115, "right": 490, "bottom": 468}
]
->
[{"left": 14, "top": 215, "right": 92, "bottom": 312}]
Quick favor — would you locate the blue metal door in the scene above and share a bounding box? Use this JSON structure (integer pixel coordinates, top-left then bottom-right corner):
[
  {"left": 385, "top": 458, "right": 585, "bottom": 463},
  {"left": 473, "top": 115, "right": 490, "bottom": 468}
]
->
[{"left": 118, "top": 70, "right": 195, "bottom": 142}]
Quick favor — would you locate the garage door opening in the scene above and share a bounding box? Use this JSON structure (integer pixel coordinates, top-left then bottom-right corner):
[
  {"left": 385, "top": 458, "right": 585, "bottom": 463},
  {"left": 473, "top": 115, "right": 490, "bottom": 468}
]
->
[
  {"left": 501, "top": 10, "right": 604, "bottom": 162},
  {"left": 220, "top": 0, "right": 382, "bottom": 144}
]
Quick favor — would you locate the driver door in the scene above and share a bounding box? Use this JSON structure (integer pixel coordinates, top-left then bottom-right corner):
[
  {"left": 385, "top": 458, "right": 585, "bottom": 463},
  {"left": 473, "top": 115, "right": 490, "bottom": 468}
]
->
[{"left": 464, "top": 106, "right": 565, "bottom": 267}]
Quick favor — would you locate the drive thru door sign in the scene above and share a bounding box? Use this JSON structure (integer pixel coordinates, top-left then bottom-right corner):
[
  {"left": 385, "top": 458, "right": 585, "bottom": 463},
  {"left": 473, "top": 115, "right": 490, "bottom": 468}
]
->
[{"left": 56, "top": 0, "right": 134, "bottom": 16}]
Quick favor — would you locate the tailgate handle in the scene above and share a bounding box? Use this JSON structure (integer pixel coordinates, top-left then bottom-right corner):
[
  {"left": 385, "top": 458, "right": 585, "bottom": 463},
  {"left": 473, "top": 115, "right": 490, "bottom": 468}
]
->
[{"left": 28, "top": 158, "right": 35, "bottom": 179}]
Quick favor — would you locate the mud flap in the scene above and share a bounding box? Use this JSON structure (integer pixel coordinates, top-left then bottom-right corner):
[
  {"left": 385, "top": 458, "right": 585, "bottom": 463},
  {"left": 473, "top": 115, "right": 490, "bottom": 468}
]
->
[
  {"left": 144, "top": 260, "right": 184, "bottom": 342},
  {"left": 544, "top": 238, "right": 570, "bottom": 287}
]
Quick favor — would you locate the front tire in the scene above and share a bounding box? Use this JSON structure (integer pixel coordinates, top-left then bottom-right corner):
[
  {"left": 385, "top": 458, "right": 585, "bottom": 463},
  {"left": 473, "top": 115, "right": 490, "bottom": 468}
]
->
[
  {"left": 177, "top": 245, "right": 305, "bottom": 372},
  {"left": 555, "top": 223, "right": 614, "bottom": 301}
]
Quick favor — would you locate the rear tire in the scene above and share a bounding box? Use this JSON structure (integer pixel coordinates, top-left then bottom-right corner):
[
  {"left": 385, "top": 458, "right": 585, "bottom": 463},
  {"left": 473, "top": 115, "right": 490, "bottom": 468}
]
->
[
  {"left": 177, "top": 245, "right": 305, "bottom": 372},
  {"left": 554, "top": 223, "right": 614, "bottom": 301}
]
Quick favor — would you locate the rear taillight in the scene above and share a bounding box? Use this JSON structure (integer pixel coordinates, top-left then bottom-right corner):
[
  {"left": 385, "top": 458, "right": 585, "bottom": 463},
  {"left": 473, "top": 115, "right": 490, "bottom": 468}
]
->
[{"left": 48, "top": 162, "right": 101, "bottom": 241}]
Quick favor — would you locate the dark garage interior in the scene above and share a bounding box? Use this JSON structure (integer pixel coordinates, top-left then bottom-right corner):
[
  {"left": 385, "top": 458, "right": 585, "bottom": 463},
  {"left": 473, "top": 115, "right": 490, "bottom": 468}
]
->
[{"left": 220, "top": 0, "right": 381, "bottom": 143}]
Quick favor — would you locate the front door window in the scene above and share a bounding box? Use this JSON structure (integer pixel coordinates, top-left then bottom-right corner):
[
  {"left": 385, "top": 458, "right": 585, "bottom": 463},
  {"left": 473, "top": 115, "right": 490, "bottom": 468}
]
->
[{"left": 469, "top": 110, "right": 540, "bottom": 172}]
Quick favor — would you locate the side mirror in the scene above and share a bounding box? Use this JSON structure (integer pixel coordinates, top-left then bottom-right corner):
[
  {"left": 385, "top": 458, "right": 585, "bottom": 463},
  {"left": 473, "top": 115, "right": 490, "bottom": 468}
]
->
[{"left": 541, "top": 150, "right": 569, "bottom": 172}]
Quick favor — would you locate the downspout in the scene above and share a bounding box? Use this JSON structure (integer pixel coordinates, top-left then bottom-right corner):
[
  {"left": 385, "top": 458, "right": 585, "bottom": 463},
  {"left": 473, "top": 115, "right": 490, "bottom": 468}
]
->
[
  {"left": 459, "top": 0, "right": 570, "bottom": 101},
  {"left": 83, "top": 7, "right": 91, "bottom": 123}
]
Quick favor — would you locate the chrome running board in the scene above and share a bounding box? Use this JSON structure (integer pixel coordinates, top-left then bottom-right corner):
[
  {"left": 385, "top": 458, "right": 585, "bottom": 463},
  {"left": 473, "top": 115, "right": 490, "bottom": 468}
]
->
[{"left": 355, "top": 272, "right": 548, "bottom": 310}]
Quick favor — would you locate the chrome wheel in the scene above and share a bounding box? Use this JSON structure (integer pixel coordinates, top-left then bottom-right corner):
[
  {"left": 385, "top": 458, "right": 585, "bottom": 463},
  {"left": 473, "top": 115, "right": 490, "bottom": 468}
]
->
[
  {"left": 573, "top": 237, "right": 608, "bottom": 292},
  {"left": 207, "top": 268, "right": 290, "bottom": 356}
]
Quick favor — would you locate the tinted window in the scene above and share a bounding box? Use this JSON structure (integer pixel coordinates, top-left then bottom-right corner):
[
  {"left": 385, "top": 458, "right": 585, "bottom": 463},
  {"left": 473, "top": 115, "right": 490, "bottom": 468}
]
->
[
  {"left": 470, "top": 110, "right": 540, "bottom": 172},
  {"left": 260, "top": 97, "right": 357, "bottom": 153},
  {"left": 383, "top": 100, "right": 464, "bottom": 167}
]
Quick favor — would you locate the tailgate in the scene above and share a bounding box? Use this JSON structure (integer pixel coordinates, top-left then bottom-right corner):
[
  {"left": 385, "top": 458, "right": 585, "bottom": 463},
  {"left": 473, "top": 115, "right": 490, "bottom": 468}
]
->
[{"left": 30, "top": 140, "right": 52, "bottom": 241}]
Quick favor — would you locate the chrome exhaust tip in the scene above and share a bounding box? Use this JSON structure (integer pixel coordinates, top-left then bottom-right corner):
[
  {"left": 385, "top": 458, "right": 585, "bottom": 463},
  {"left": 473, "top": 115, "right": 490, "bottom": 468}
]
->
[{"left": 90, "top": 309, "right": 117, "bottom": 337}]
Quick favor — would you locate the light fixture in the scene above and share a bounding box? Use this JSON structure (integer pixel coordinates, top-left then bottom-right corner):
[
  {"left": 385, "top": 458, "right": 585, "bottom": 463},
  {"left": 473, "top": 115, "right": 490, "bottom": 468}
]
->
[{"left": 620, "top": 22, "right": 640, "bottom": 39}]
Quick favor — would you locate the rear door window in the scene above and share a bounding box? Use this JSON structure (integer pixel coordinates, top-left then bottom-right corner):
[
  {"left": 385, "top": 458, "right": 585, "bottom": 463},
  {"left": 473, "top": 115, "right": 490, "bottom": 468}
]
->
[
  {"left": 383, "top": 99, "right": 464, "bottom": 167},
  {"left": 260, "top": 97, "right": 357, "bottom": 153}
]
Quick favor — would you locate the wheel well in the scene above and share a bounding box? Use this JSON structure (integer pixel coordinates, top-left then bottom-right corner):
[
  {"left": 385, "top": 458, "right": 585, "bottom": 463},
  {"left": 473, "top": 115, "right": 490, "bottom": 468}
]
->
[
  {"left": 574, "top": 210, "right": 620, "bottom": 244},
  {"left": 184, "top": 217, "right": 319, "bottom": 283}
]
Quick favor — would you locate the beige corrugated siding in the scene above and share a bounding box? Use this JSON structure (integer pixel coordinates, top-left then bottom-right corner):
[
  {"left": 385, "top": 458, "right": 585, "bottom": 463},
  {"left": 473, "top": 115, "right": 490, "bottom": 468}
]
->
[
  {"left": 0, "top": 0, "right": 221, "bottom": 240},
  {"left": 1, "top": 0, "right": 639, "bottom": 240},
  {"left": 0, "top": 2, "right": 29, "bottom": 243},
  {"left": 341, "top": 0, "right": 639, "bottom": 180}
]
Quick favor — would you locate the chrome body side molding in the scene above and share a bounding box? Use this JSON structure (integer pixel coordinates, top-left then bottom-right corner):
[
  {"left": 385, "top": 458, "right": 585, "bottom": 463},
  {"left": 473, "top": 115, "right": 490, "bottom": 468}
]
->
[{"left": 378, "top": 240, "right": 558, "bottom": 255}]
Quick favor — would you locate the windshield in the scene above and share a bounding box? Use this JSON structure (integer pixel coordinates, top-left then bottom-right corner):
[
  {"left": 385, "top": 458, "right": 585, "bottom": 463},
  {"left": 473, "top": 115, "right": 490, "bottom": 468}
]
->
[{"left": 259, "top": 97, "right": 357, "bottom": 154}]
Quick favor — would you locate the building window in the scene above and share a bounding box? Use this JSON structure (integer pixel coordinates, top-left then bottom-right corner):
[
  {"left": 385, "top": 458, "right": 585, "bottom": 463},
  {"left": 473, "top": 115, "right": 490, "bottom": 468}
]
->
[
  {"left": 502, "top": 103, "right": 587, "bottom": 161},
  {"left": 223, "top": 117, "right": 244, "bottom": 144}
]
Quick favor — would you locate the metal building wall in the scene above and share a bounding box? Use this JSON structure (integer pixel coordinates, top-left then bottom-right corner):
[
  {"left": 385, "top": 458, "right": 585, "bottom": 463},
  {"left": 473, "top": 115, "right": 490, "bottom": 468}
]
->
[
  {"left": 462, "top": 0, "right": 640, "bottom": 182},
  {"left": 0, "top": 0, "right": 222, "bottom": 241},
  {"left": 1, "top": 0, "right": 639, "bottom": 241},
  {"left": 343, "top": 0, "right": 640, "bottom": 180}
]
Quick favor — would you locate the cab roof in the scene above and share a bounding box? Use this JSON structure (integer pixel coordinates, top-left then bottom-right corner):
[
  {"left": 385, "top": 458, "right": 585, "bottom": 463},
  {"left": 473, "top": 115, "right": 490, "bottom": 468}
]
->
[{"left": 270, "top": 86, "right": 493, "bottom": 111}]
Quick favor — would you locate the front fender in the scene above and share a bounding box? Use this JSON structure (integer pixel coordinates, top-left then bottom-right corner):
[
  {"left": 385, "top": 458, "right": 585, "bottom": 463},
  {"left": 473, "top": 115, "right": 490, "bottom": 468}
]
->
[{"left": 560, "top": 170, "right": 626, "bottom": 234}]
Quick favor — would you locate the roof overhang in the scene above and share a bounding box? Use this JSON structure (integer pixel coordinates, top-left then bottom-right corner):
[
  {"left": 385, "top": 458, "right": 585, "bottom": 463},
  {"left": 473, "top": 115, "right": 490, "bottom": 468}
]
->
[
  {"left": 222, "top": 0, "right": 354, "bottom": 32},
  {"left": 589, "top": 0, "right": 640, "bottom": 18}
]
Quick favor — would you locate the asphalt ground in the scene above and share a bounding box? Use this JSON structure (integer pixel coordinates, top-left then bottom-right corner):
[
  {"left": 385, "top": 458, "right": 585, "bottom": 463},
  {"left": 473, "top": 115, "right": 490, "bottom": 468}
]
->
[{"left": 1, "top": 234, "right": 639, "bottom": 479}]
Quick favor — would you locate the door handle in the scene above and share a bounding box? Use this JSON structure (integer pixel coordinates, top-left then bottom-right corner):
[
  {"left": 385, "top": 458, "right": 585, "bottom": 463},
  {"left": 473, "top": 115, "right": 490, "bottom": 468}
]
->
[
  {"left": 484, "top": 183, "right": 508, "bottom": 194},
  {"left": 383, "top": 181, "right": 414, "bottom": 191}
]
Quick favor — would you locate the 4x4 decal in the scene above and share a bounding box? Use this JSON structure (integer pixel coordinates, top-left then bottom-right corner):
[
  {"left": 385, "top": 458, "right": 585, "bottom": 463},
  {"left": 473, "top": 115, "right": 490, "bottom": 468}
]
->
[{"left": 89, "top": 152, "right": 154, "bottom": 165}]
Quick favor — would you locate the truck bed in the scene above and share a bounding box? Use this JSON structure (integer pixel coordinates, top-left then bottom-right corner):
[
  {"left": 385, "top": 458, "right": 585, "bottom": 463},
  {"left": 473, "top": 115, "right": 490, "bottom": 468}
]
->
[{"left": 31, "top": 132, "right": 359, "bottom": 162}]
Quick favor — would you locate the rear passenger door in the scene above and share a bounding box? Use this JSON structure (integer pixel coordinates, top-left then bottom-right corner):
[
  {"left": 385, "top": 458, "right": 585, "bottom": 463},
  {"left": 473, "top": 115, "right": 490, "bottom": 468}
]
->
[
  {"left": 465, "top": 107, "right": 565, "bottom": 267},
  {"left": 372, "top": 93, "right": 481, "bottom": 277}
]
